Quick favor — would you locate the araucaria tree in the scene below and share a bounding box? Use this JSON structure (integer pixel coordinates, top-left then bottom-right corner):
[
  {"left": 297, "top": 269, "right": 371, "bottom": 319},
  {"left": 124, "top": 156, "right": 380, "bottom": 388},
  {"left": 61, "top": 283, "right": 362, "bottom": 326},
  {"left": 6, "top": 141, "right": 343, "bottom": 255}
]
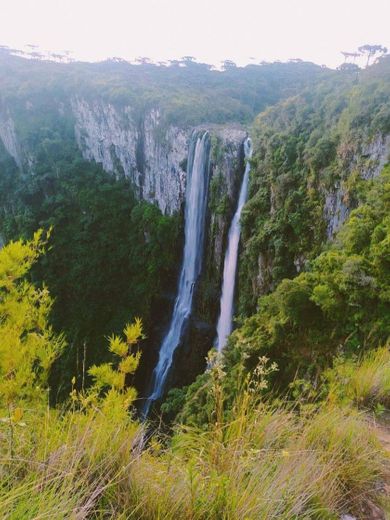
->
[{"left": 358, "top": 44, "right": 388, "bottom": 67}]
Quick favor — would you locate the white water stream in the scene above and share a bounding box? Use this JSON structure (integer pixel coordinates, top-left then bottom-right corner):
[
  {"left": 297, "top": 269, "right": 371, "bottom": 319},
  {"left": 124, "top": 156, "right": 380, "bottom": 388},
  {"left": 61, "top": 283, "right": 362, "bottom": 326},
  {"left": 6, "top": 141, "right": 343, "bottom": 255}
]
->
[{"left": 215, "top": 137, "right": 252, "bottom": 351}]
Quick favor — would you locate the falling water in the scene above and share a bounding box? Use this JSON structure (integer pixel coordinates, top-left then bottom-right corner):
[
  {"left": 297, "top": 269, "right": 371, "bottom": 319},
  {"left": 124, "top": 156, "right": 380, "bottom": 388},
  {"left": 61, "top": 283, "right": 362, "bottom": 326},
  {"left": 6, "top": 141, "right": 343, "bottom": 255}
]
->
[
  {"left": 143, "top": 131, "right": 211, "bottom": 417},
  {"left": 215, "top": 137, "right": 252, "bottom": 352}
]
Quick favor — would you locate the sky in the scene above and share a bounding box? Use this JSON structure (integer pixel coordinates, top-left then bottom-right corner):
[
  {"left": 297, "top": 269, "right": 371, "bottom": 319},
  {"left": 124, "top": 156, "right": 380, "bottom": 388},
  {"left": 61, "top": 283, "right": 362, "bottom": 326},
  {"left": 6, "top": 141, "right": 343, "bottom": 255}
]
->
[{"left": 1, "top": 0, "right": 389, "bottom": 68}]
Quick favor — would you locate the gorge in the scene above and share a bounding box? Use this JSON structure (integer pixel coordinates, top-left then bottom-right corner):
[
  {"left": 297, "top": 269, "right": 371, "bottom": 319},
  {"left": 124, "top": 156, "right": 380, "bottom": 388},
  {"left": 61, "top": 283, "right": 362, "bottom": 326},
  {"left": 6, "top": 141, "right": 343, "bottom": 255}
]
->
[
  {"left": 1, "top": 44, "right": 390, "bottom": 518},
  {"left": 0, "top": 48, "right": 389, "bottom": 415}
]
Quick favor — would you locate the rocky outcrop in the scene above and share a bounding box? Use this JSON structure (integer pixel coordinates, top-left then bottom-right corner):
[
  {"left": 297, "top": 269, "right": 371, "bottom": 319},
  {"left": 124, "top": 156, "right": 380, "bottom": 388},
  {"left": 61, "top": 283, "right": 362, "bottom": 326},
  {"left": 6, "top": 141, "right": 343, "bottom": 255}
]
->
[
  {"left": 324, "top": 133, "right": 390, "bottom": 238},
  {"left": 71, "top": 99, "right": 248, "bottom": 217},
  {"left": 0, "top": 104, "right": 23, "bottom": 171},
  {"left": 206, "top": 125, "right": 247, "bottom": 273},
  {"left": 324, "top": 186, "right": 350, "bottom": 239},
  {"left": 71, "top": 98, "right": 189, "bottom": 215}
]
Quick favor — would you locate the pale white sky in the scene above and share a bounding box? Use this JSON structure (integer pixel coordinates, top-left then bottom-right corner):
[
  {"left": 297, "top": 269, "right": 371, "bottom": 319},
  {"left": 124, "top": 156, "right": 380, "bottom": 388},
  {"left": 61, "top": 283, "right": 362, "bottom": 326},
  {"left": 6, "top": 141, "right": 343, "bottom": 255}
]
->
[{"left": 1, "top": 0, "right": 389, "bottom": 68}]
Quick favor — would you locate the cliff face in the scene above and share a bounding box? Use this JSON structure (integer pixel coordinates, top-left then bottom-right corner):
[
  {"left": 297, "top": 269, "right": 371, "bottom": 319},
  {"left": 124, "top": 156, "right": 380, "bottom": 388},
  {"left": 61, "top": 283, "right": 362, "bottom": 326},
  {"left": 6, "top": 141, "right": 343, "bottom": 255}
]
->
[
  {"left": 72, "top": 100, "right": 248, "bottom": 220},
  {"left": 205, "top": 126, "right": 247, "bottom": 275},
  {"left": 324, "top": 132, "right": 390, "bottom": 238},
  {"left": 0, "top": 96, "right": 247, "bottom": 219},
  {"left": 71, "top": 98, "right": 189, "bottom": 215},
  {"left": 0, "top": 103, "right": 23, "bottom": 171}
]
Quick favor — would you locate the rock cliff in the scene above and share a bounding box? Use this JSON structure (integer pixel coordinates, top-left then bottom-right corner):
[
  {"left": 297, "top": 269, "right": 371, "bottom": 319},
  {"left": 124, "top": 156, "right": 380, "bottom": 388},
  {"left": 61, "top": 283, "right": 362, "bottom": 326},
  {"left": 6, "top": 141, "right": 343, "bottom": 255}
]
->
[
  {"left": 0, "top": 102, "right": 23, "bottom": 171},
  {"left": 72, "top": 99, "right": 247, "bottom": 217},
  {"left": 324, "top": 133, "right": 390, "bottom": 238},
  {"left": 71, "top": 98, "right": 189, "bottom": 215},
  {"left": 0, "top": 96, "right": 247, "bottom": 218}
]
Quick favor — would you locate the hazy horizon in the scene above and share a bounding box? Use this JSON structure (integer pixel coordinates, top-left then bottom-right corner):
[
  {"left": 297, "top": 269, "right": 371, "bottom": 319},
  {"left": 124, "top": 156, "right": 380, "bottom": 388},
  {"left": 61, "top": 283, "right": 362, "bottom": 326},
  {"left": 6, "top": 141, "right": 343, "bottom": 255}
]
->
[{"left": 1, "top": 0, "right": 389, "bottom": 69}]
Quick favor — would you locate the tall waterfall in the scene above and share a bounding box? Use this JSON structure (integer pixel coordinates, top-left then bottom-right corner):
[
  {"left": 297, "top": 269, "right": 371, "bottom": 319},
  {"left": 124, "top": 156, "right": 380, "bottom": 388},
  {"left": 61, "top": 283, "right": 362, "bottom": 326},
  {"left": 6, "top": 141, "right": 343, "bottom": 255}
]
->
[
  {"left": 215, "top": 137, "right": 252, "bottom": 352},
  {"left": 143, "top": 131, "right": 211, "bottom": 417}
]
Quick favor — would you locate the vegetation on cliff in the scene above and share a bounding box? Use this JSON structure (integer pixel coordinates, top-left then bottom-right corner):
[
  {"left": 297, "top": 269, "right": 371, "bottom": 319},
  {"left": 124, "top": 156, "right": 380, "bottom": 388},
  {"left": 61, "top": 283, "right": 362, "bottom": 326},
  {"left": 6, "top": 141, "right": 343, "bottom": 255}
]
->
[
  {"left": 0, "top": 140, "right": 180, "bottom": 399},
  {"left": 225, "top": 164, "right": 390, "bottom": 387},
  {"left": 0, "top": 50, "right": 389, "bottom": 519},
  {"left": 0, "top": 237, "right": 388, "bottom": 517},
  {"left": 239, "top": 56, "right": 390, "bottom": 312}
]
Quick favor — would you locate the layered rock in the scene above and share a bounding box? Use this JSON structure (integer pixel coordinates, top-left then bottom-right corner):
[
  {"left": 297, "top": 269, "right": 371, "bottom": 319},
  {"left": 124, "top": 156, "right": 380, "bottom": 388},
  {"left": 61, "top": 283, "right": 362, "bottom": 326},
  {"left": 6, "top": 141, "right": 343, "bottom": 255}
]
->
[
  {"left": 71, "top": 98, "right": 188, "bottom": 215},
  {"left": 205, "top": 125, "right": 247, "bottom": 273}
]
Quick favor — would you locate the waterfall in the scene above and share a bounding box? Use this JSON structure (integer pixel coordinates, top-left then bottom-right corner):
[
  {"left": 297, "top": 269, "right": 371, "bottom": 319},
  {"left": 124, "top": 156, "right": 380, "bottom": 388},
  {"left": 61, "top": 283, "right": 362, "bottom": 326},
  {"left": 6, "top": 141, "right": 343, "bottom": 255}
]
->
[
  {"left": 143, "top": 130, "right": 211, "bottom": 417},
  {"left": 215, "top": 137, "right": 252, "bottom": 352}
]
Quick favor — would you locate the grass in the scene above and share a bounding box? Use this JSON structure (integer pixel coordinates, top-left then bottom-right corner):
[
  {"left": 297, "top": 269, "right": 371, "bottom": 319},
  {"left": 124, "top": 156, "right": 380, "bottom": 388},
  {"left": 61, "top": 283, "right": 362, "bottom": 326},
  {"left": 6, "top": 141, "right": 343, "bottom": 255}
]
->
[
  {"left": 326, "top": 346, "right": 390, "bottom": 410},
  {"left": 0, "top": 349, "right": 389, "bottom": 519},
  {"left": 0, "top": 404, "right": 144, "bottom": 519},
  {"left": 128, "top": 404, "right": 387, "bottom": 519}
]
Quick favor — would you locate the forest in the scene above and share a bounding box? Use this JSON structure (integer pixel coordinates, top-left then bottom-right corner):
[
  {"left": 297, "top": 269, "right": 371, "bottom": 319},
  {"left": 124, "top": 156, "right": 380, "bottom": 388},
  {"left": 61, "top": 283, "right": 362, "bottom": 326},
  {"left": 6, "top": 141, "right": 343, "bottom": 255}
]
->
[{"left": 0, "top": 46, "right": 389, "bottom": 519}]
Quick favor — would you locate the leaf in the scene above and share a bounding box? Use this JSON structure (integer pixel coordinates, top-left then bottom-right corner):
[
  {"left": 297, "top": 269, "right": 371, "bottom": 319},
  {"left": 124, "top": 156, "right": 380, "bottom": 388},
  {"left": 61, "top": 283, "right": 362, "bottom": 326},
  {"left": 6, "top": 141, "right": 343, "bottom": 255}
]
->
[
  {"left": 118, "top": 352, "right": 141, "bottom": 374},
  {"left": 124, "top": 318, "right": 144, "bottom": 346},
  {"left": 109, "top": 335, "right": 128, "bottom": 357},
  {"left": 12, "top": 407, "right": 23, "bottom": 422}
]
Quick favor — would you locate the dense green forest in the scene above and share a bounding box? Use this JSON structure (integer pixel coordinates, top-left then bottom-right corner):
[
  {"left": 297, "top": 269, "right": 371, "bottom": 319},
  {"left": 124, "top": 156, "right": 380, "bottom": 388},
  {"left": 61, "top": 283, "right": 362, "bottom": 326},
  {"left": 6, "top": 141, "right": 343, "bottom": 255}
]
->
[
  {"left": 0, "top": 137, "right": 180, "bottom": 399},
  {"left": 239, "top": 56, "right": 390, "bottom": 311},
  {"left": 0, "top": 47, "right": 335, "bottom": 399},
  {"left": 0, "top": 48, "right": 389, "bottom": 518},
  {"left": 0, "top": 47, "right": 328, "bottom": 126}
]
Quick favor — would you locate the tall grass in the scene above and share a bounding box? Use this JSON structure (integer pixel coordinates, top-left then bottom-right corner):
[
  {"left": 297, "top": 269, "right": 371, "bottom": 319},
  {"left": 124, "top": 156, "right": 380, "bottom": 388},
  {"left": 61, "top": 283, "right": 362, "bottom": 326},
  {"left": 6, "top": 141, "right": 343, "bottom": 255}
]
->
[
  {"left": 0, "top": 405, "right": 144, "bottom": 519},
  {"left": 326, "top": 346, "right": 390, "bottom": 409},
  {"left": 129, "top": 404, "right": 387, "bottom": 519},
  {"left": 1, "top": 352, "right": 389, "bottom": 519}
]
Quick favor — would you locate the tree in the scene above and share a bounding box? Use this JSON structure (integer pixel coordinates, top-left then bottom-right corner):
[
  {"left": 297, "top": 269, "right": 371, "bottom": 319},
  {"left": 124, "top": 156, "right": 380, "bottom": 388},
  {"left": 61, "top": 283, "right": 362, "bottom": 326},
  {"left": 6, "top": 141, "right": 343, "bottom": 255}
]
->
[
  {"left": 341, "top": 51, "right": 361, "bottom": 64},
  {"left": 338, "top": 63, "right": 360, "bottom": 73},
  {"left": 72, "top": 318, "right": 144, "bottom": 419},
  {"left": 358, "top": 44, "right": 388, "bottom": 67},
  {"left": 222, "top": 60, "right": 237, "bottom": 69},
  {"left": 0, "top": 231, "right": 65, "bottom": 410}
]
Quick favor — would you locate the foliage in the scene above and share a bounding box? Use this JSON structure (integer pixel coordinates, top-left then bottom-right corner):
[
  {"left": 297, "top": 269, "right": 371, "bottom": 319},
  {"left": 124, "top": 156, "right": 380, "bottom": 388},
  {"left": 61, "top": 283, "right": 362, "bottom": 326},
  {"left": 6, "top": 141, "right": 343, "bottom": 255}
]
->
[
  {"left": 163, "top": 350, "right": 278, "bottom": 429},
  {"left": 0, "top": 232, "right": 65, "bottom": 409},
  {"left": 131, "top": 382, "right": 387, "bottom": 519},
  {"left": 1, "top": 322, "right": 388, "bottom": 518},
  {"left": 239, "top": 56, "right": 390, "bottom": 313},
  {"left": 358, "top": 44, "right": 388, "bottom": 67},
  {"left": 0, "top": 392, "right": 142, "bottom": 519},
  {"left": 0, "top": 141, "right": 180, "bottom": 399},
  {"left": 0, "top": 248, "right": 387, "bottom": 518},
  {"left": 227, "top": 165, "right": 390, "bottom": 386},
  {"left": 325, "top": 346, "right": 390, "bottom": 410},
  {"left": 85, "top": 318, "right": 144, "bottom": 413}
]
